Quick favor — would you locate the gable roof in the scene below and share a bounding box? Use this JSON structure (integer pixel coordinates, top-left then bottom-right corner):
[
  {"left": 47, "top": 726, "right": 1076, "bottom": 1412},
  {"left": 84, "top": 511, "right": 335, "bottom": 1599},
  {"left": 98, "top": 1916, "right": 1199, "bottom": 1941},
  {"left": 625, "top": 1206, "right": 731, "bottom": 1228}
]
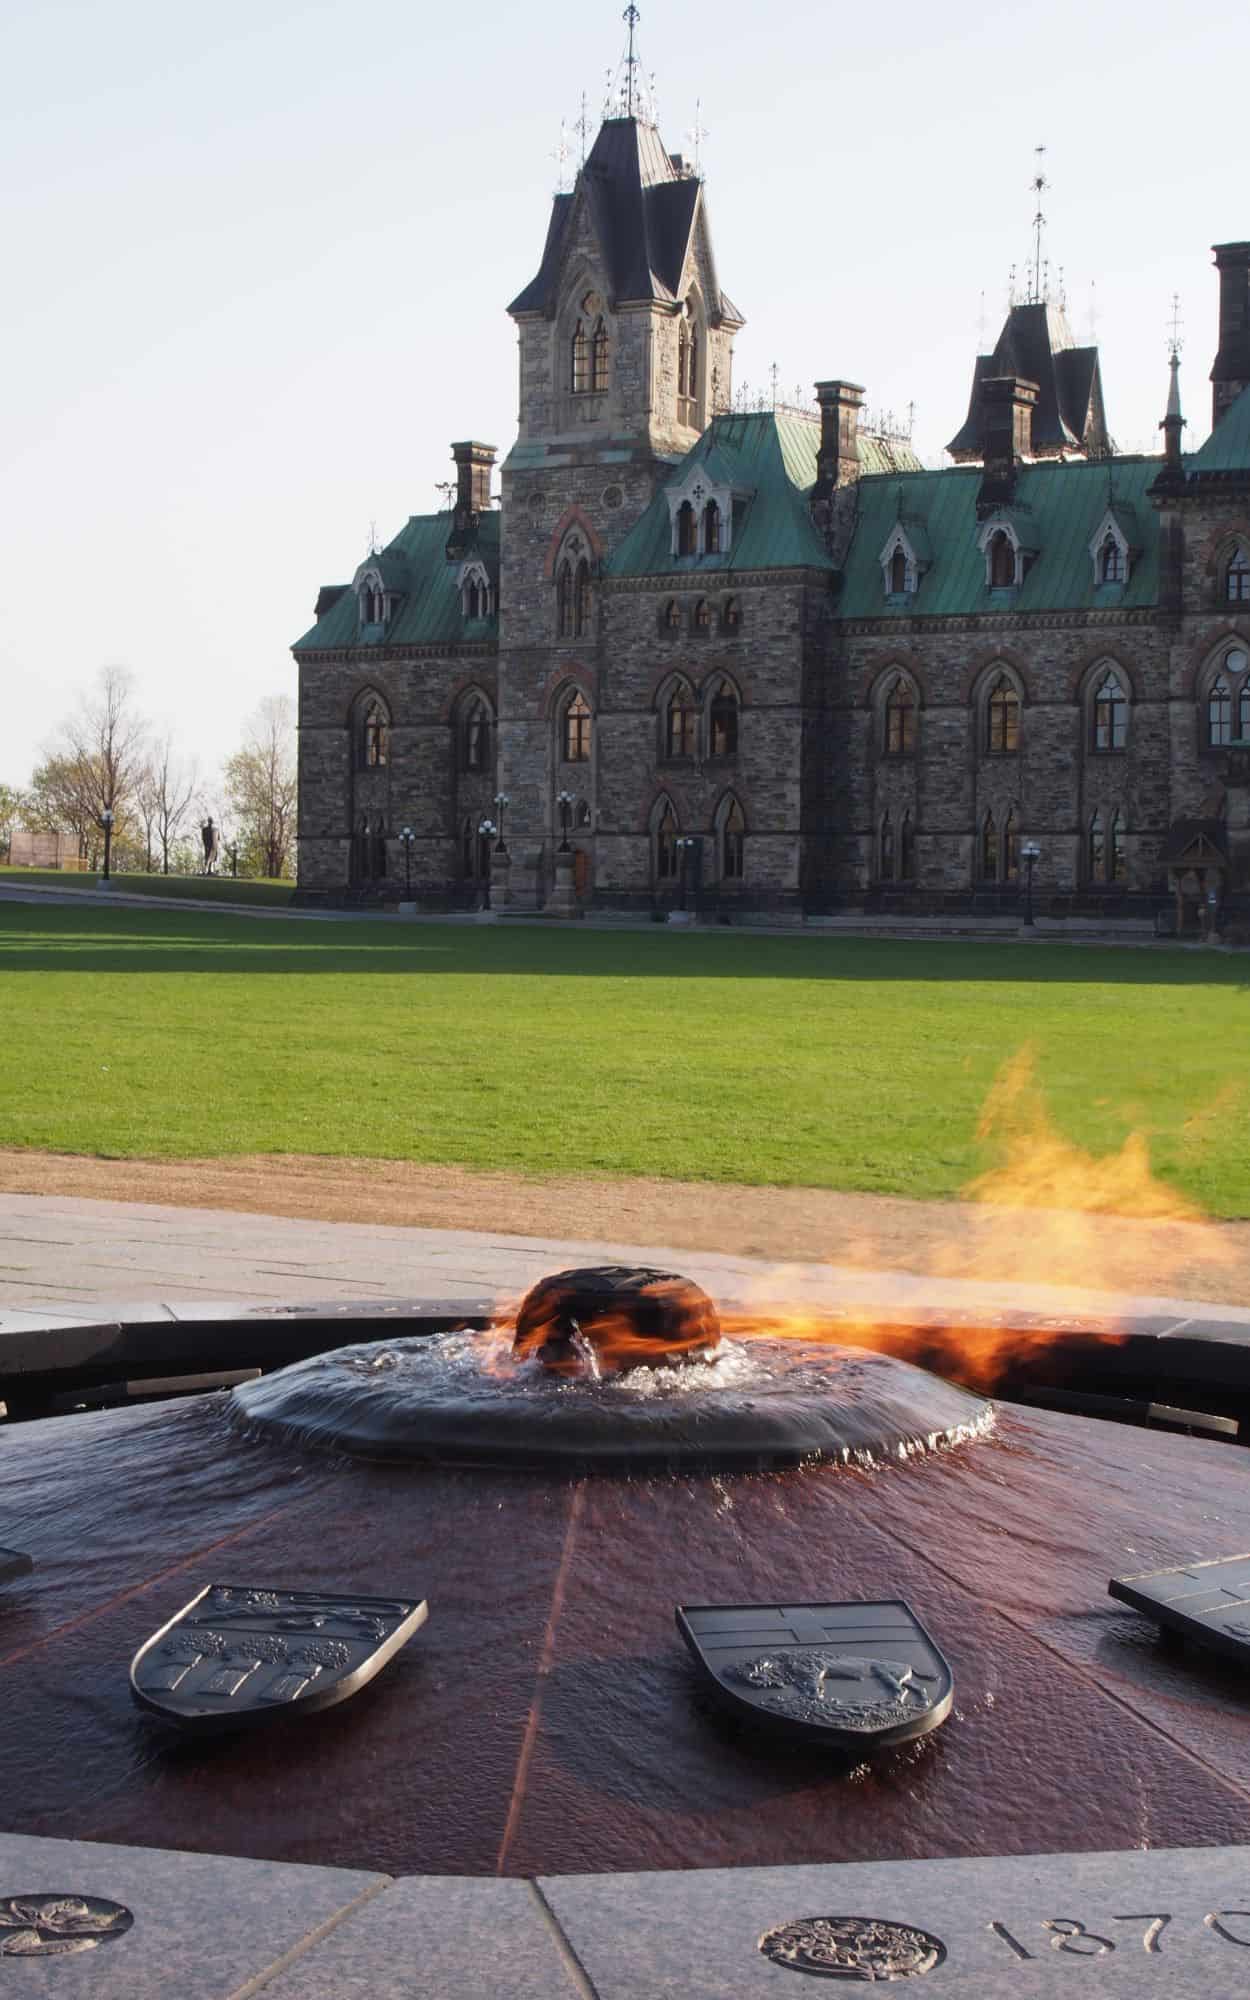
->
[
  {"left": 838, "top": 454, "right": 1164, "bottom": 619},
  {"left": 294, "top": 511, "right": 500, "bottom": 652},
  {"left": 508, "top": 116, "right": 737, "bottom": 320}
]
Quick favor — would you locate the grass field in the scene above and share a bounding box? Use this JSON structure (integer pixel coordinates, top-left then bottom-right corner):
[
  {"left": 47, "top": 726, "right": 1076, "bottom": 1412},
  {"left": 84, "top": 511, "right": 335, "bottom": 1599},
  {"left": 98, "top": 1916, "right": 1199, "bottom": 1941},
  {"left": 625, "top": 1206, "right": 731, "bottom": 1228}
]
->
[
  {"left": 0, "top": 867, "right": 293, "bottom": 906},
  {"left": 1, "top": 903, "right": 1247, "bottom": 1214}
]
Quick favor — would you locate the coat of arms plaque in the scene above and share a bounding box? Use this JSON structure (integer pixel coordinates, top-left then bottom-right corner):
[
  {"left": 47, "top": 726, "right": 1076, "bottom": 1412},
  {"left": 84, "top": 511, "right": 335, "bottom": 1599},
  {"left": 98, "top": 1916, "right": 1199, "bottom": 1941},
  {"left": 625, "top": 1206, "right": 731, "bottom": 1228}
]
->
[
  {"left": 130, "top": 1583, "right": 428, "bottom": 1728},
  {"left": 677, "top": 1599, "right": 953, "bottom": 1749}
]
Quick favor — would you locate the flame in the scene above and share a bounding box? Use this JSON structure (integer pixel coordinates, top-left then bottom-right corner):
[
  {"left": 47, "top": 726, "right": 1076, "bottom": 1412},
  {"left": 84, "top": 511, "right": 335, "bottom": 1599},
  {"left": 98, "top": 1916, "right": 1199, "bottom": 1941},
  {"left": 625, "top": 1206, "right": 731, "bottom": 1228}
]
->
[{"left": 478, "top": 1049, "right": 1236, "bottom": 1399}]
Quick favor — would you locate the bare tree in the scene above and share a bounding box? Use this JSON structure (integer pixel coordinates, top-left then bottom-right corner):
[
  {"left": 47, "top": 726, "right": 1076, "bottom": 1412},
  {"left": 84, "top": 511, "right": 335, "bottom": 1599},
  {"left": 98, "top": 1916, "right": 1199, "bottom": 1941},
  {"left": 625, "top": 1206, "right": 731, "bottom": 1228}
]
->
[
  {"left": 144, "top": 736, "right": 199, "bottom": 874},
  {"left": 0, "top": 784, "right": 27, "bottom": 862},
  {"left": 224, "top": 696, "right": 298, "bottom": 879},
  {"left": 52, "top": 667, "right": 148, "bottom": 856}
]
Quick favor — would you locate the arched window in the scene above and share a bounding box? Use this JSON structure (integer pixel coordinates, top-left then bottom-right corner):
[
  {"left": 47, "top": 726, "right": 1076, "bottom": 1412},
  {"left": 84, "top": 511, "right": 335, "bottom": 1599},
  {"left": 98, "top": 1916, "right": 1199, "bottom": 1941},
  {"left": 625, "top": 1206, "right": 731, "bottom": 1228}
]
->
[
  {"left": 463, "top": 699, "right": 490, "bottom": 773},
  {"left": 664, "top": 598, "right": 681, "bottom": 632},
  {"left": 666, "top": 686, "right": 697, "bottom": 759},
  {"left": 710, "top": 680, "right": 739, "bottom": 757},
  {"left": 1208, "top": 677, "right": 1233, "bottom": 746},
  {"left": 703, "top": 500, "right": 721, "bottom": 554},
  {"left": 1110, "top": 808, "right": 1127, "bottom": 883},
  {"left": 688, "top": 323, "right": 699, "bottom": 400},
  {"left": 694, "top": 597, "right": 711, "bottom": 631},
  {"left": 884, "top": 677, "right": 916, "bottom": 755},
  {"left": 371, "top": 815, "right": 388, "bottom": 882},
  {"left": 723, "top": 596, "right": 741, "bottom": 631},
  {"left": 1003, "top": 806, "right": 1019, "bottom": 883},
  {"left": 900, "top": 810, "right": 915, "bottom": 880},
  {"left": 1093, "top": 670, "right": 1128, "bottom": 752},
  {"left": 556, "top": 560, "right": 574, "bottom": 638},
  {"left": 360, "top": 582, "right": 385, "bottom": 626},
  {"left": 1240, "top": 683, "right": 1250, "bottom": 742},
  {"left": 677, "top": 501, "right": 697, "bottom": 556},
  {"left": 1226, "top": 546, "right": 1250, "bottom": 602},
  {"left": 986, "top": 675, "right": 1020, "bottom": 753},
  {"left": 880, "top": 811, "right": 895, "bottom": 882},
  {"left": 889, "top": 547, "right": 908, "bottom": 595},
  {"left": 1100, "top": 535, "right": 1124, "bottom": 584},
  {"left": 989, "top": 532, "right": 1016, "bottom": 589},
  {"left": 591, "top": 318, "right": 610, "bottom": 394},
  {"left": 1088, "top": 810, "right": 1105, "bottom": 883},
  {"left": 655, "top": 802, "right": 679, "bottom": 879},
  {"left": 361, "top": 698, "right": 389, "bottom": 769},
  {"left": 571, "top": 320, "right": 589, "bottom": 394},
  {"left": 563, "top": 690, "right": 591, "bottom": 763},
  {"left": 722, "top": 800, "right": 745, "bottom": 881},
  {"left": 677, "top": 310, "right": 699, "bottom": 424},
  {"left": 575, "top": 559, "right": 592, "bottom": 637},
  {"left": 981, "top": 810, "right": 998, "bottom": 880}
]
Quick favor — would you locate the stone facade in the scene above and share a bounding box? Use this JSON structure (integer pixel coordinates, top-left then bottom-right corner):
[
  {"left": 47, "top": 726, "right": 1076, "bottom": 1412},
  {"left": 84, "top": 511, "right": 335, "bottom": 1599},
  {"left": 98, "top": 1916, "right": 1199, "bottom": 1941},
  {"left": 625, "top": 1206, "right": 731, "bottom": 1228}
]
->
[{"left": 292, "top": 114, "right": 1250, "bottom": 931}]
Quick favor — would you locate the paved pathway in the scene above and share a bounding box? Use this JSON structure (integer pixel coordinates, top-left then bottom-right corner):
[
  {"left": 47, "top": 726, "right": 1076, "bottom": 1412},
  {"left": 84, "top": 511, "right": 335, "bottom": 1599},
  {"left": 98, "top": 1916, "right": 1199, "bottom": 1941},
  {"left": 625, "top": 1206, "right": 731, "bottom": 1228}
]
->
[{"left": 1, "top": 1190, "right": 1245, "bottom": 1330}]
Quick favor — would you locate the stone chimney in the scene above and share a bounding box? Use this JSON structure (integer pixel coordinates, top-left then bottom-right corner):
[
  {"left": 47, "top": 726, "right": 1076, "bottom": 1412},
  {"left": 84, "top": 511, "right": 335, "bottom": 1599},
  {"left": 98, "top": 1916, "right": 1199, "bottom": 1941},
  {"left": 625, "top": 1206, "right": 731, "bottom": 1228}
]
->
[
  {"left": 814, "top": 381, "right": 865, "bottom": 489},
  {"left": 1211, "top": 243, "right": 1250, "bottom": 429},
  {"left": 978, "top": 377, "right": 1038, "bottom": 507},
  {"left": 446, "top": 441, "right": 496, "bottom": 558}
]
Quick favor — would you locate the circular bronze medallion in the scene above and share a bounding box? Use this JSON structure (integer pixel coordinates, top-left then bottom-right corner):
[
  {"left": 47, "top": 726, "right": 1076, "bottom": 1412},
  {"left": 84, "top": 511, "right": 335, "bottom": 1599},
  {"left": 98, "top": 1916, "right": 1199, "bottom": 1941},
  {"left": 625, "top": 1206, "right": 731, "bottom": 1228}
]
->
[
  {"left": 758, "top": 1915, "right": 946, "bottom": 1981},
  {"left": 0, "top": 1894, "right": 134, "bottom": 1957},
  {"left": 602, "top": 484, "right": 624, "bottom": 510}
]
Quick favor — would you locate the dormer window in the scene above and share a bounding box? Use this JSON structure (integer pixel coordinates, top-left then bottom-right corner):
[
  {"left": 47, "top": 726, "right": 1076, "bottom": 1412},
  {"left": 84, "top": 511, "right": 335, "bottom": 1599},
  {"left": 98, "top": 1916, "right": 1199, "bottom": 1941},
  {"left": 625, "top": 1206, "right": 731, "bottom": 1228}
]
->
[
  {"left": 677, "top": 501, "right": 697, "bottom": 556},
  {"left": 359, "top": 576, "right": 386, "bottom": 626},
  {"left": 1227, "top": 546, "right": 1250, "bottom": 602},
  {"left": 890, "top": 548, "right": 907, "bottom": 594},
  {"left": 989, "top": 531, "right": 1016, "bottom": 589},
  {"left": 1099, "top": 536, "right": 1124, "bottom": 584},
  {"left": 459, "top": 561, "right": 493, "bottom": 621},
  {"left": 704, "top": 499, "right": 721, "bottom": 554}
]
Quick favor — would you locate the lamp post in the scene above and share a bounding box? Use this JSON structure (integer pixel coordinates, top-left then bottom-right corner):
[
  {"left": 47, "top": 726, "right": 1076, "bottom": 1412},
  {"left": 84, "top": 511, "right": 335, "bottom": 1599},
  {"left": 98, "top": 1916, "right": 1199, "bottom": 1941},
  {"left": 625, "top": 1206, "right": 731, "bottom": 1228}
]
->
[
  {"left": 1021, "top": 839, "right": 1041, "bottom": 928},
  {"left": 493, "top": 792, "right": 510, "bottom": 855},
  {"left": 399, "top": 826, "right": 414, "bottom": 899},
  {"left": 556, "top": 790, "right": 574, "bottom": 852},
  {"left": 676, "top": 834, "right": 694, "bottom": 915},
  {"left": 101, "top": 808, "right": 115, "bottom": 883}
]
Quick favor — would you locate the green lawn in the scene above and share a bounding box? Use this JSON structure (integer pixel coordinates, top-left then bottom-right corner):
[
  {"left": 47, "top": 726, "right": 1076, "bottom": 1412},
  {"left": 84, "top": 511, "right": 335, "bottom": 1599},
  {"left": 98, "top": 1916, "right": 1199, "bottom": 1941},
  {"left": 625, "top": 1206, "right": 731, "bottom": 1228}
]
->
[
  {"left": 0, "top": 866, "right": 293, "bottom": 907},
  {"left": 1, "top": 903, "right": 1247, "bottom": 1215}
]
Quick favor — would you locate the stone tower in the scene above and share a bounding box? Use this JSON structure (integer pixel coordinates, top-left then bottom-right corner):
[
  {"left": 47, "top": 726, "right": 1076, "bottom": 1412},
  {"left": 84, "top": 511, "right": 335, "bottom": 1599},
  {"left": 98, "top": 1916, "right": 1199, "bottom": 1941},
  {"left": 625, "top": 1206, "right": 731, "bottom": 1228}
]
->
[{"left": 496, "top": 112, "right": 743, "bottom": 898}]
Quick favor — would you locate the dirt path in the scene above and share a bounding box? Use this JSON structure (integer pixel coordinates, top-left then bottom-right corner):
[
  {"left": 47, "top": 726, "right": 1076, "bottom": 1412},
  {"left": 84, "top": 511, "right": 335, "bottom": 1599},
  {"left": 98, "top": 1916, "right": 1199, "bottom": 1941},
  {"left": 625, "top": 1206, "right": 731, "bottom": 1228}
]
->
[{"left": 1, "top": 1150, "right": 1247, "bottom": 1308}]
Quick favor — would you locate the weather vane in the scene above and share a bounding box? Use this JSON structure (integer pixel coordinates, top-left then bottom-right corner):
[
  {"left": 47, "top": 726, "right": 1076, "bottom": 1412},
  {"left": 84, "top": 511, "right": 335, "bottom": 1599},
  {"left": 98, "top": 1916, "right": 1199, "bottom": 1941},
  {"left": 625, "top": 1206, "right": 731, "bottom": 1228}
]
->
[
  {"left": 1028, "top": 144, "right": 1048, "bottom": 304},
  {"left": 1168, "top": 291, "right": 1184, "bottom": 359},
  {"left": 685, "top": 99, "right": 709, "bottom": 176},
  {"left": 623, "top": 4, "right": 640, "bottom": 119},
  {"left": 551, "top": 116, "right": 570, "bottom": 192},
  {"left": 575, "top": 90, "right": 592, "bottom": 167}
]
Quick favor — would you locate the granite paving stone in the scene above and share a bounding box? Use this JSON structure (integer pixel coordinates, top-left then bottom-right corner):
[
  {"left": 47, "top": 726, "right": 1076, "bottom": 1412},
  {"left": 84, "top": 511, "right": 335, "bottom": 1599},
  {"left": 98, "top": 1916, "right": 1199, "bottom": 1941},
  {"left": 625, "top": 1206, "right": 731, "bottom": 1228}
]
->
[
  {"left": 257, "top": 1875, "right": 592, "bottom": 1999},
  {"left": 541, "top": 1847, "right": 1250, "bottom": 1998},
  {"left": 0, "top": 1832, "right": 386, "bottom": 1998}
]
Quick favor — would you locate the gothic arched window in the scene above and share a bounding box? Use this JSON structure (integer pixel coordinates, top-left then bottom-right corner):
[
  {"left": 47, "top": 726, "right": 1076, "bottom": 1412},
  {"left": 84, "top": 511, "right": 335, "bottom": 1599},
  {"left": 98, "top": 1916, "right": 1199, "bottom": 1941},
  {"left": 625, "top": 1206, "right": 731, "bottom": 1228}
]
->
[
  {"left": 989, "top": 531, "right": 1016, "bottom": 589},
  {"left": 986, "top": 676, "right": 1020, "bottom": 753},
  {"left": 703, "top": 500, "right": 721, "bottom": 554},
  {"left": 1208, "top": 677, "right": 1233, "bottom": 746},
  {"left": 591, "top": 318, "right": 610, "bottom": 394},
  {"left": 889, "top": 547, "right": 908, "bottom": 595},
  {"left": 1003, "top": 806, "right": 1019, "bottom": 883},
  {"left": 884, "top": 677, "right": 916, "bottom": 755},
  {"left": 723, "top": 595, "right": 741, "bottom": 631},
  {"left": 1088, "top": 810, "right": 1105, "bottom": 883},
  {"left": 1093, "top": 670, "right": 1128, "bottom": 752},
  {"left": 981, "top": 809, "right": 998, "bottom": 880},
  {"left": 1100, "top": 535, "right": 1124, "bottom": 584},
  {"left": 571, "top": 320, "right": 589, "bottom": 394},
  {"left": 694, "top": 597, "right": 711, "bottom": 631},
  {"left": 575, "top": 559, "right": 592, "bottom": 637},
  {"left": 1241, "top": 683, "right": 1250, "bottom": 742},
  {"left": 677, "top": 501, "right": 697, "bottom": 556},
  {"left": 556, "top": 560, "right": 574, "bottom": 638},
  {"left": 722, "top": 800, "right": 745, "bottom": 880},
  {"left": 664, "top": 598, "right": 681, "bottom": 632},
  {"left": 900, "top": 810, "right": 915, "bottom": 880},
  {"left": 656, "top": 802, "right": 679, "bottom": 880},
  {"left": 1225, "top": 546, "right": 1250, "bottom": 602},
  {"left": 666, "top": 686, "right": 697, "bottom": 760},
  {"left": 563, "top": 690, "right": 591, "bottom": 763},
  {"left": 1110, "top": 808, "right": 1127, "bottom": 883},
  {"left": 880, "top": 811, "right": 895, "bottom": 882},
  {"left": 361, "top": 698, "right": 389, "bottom": 770},
  {"left": 463, "top": 700, "right": 490, "bottom": 773},
  {"left": 710, "top": 680, "right": 739, "bottom": 757}
]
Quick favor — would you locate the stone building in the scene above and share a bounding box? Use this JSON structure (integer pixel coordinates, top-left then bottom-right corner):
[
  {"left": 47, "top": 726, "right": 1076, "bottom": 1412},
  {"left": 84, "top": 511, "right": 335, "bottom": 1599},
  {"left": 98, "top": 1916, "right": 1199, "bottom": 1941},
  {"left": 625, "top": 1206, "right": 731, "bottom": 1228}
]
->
[{"left": 293, "top": 101, "right": 1250, "bottom": 933}]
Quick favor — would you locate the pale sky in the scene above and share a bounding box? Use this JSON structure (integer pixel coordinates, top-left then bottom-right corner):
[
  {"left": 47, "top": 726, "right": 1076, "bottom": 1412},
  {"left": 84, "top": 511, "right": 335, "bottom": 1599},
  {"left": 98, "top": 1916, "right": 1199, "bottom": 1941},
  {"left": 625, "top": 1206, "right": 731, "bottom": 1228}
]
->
[{"left": 3, "top": 0, "right": 1245, "bottom": 791}]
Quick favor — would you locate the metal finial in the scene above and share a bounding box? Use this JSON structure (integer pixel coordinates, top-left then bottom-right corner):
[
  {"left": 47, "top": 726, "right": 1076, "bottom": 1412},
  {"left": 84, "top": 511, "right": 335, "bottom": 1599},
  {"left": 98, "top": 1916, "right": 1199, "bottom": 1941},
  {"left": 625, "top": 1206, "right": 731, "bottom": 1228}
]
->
[
  {"left": 1168, "top": 291, "right": 1184, "bottom": 360},
  {"left": 551, "top": 117, "right": 571, "bottom": 193},
  {"left": 575, "top": 90, "right": 591, "bottom": 166},
  {"left": 367, "top": 518, "right": 380, "bottom": 556},
  {"left": 685, "top": 99, "right": 709, "bottom": 176},
  {"left": 769, "top": 361, "right": 780, "bottom": 410},
  {"left": 623, "top": 4, "right": 640, "bottom": 118},
  {"left": 1029, "top": 143, "right": 1048, "bottom": 305}
]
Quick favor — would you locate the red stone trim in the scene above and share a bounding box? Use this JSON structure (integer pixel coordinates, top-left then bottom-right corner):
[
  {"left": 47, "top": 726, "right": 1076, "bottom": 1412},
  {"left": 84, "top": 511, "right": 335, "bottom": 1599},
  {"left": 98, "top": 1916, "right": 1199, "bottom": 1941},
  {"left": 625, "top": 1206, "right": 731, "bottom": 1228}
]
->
[
  {"left": 543, "top": 506, "right": 606, "bottom": 580},
  {"left": 1199, "top": 519, "right": 1250, "bottom": 578},
  {"left": 959, "top": 647, "right": 1034, "bottom": 705},
  {"left": 341, "top": 674, "right": 397, "bottom": 724},
  {"left": 541, "top": 662, "right": 595, "bottom": 718},
  {"left": 1067, "top": 644, "right": 1143, "bottom": 703},
  {"left": 860, "top": 651, "right": 929, "bottom": 706},
  {"left": 438, "top": 673, "right": 499, "bottom": 724}
]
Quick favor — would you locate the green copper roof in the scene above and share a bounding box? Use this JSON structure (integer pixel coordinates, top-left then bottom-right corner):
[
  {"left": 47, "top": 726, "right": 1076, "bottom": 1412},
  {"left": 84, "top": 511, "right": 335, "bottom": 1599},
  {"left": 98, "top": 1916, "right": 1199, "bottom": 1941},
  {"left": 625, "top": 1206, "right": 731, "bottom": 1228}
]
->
[
  {"left": 837, "top": 455, "right": 1165, "bottom": 620},
  {"left": 1187, "top": 382, "right": 1250, "bottom": 472},
  {"left": 293, "top": 512, "right": 500, "bottom": 652}
]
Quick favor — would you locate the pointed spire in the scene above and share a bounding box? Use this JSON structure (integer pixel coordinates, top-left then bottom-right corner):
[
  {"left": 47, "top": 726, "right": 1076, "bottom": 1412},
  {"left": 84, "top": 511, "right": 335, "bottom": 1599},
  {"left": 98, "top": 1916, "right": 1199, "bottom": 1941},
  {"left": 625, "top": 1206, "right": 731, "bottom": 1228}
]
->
[{"left": 1162, "top": 294, "right": 1186, "bottom": 470}]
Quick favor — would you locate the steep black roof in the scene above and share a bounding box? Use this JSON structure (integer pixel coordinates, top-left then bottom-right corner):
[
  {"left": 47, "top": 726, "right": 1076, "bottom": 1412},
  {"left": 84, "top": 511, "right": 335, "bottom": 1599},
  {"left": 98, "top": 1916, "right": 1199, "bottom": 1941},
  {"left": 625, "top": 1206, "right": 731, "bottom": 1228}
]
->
[
  {"left": 948, "top": 302, "right": 1108, "bottom": 459},
  {"left": 508, "top": 116, "right": 737, "bottom": 320}
]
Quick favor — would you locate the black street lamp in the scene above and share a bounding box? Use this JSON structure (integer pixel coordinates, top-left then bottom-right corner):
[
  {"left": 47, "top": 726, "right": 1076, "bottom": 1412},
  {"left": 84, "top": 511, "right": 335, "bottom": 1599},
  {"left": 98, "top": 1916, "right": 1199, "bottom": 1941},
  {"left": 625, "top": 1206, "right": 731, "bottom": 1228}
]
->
[
  {"left": 556, "top": 789, "right": 574, "bottom": 852},
  {"left": 101, "top": 808, "right": 115, "bottom": 883},
  {"left": 676, "top": 834, "right": 695, "bottom": 914},
  {"left": 493, "top": 792, "right": 510, "bottom": 854},
  {"left": 399, "top": 825, "right": 414, "bottom": 898},
  {"left": 1021, "top": 839, "right": 1041, "bottom": 928}
]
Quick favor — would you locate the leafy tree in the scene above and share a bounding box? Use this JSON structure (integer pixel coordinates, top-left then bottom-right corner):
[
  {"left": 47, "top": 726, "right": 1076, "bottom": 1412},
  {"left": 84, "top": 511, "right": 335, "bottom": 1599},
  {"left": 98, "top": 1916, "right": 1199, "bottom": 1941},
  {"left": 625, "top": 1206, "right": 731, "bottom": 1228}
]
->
[
  {"left": 224, "top": 696, "right": 297, "bottom": 880},
  {"left": 0, "top": 784, "right": 27, "bottom": 862}
]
